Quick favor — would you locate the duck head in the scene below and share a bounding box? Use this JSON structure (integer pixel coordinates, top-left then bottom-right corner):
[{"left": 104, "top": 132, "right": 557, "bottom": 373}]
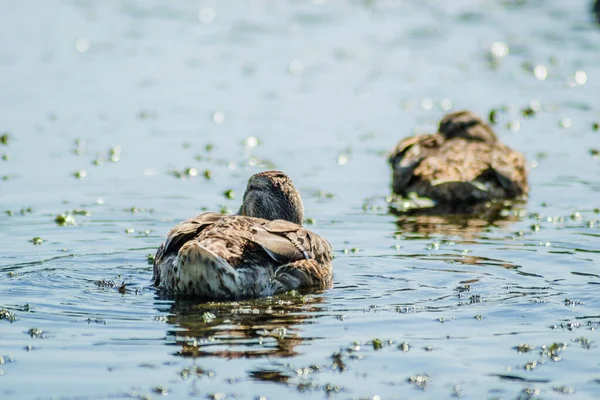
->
[
  {"left": 238, "top": 171, "right": 304, "bottom": 225},
  {"left": 438, "top": 110, "right": 497, "bottom": 143}
]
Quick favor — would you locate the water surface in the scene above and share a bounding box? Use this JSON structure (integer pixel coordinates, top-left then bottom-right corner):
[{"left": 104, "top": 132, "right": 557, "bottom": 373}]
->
[{"left": 1, "top": 0, "right": 599, "bottom": 399}]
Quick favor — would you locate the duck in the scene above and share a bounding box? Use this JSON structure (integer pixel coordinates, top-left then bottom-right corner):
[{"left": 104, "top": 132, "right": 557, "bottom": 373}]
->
[
  {"left": 388, "top": 110, "right": 529, "bottom": 209},
  {"left": 152, "top": 170, "right": 333, "bottom": 299}
]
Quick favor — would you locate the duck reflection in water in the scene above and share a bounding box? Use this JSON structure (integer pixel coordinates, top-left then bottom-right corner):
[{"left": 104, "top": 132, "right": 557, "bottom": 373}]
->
[
  {"left": 393, "top": 200, "right": 526, "bottom": 240},
  {"left": 160, "top": 291, "right": 326, "bottom": 360},
  {"left": 388, "top": 110, "right": 529, "bottom": 215}
]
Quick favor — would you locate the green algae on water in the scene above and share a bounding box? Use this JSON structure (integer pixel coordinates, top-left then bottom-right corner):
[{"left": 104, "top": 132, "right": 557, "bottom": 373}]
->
[
  {"left": 223, "top": 189, "right": 235, "bottom": 199},
  {"left": 371, "top": 338, "right": 383, "bottom": 350},
  {"left": 55, "top": 213, "right": 75, "bottom": 226},
  {"left": 73, "top": 169, "right": 88, "bottom": 179}
]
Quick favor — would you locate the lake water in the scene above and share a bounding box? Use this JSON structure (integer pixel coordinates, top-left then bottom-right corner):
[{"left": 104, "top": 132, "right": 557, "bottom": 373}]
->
[{"left": 1, "top": 0, "right": 599, "bottom": 399}]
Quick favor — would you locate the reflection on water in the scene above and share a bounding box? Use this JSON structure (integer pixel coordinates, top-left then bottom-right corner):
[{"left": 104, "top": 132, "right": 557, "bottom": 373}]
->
[
  {"left": 164, "top": 292, "right": 325, "bottom": 360},
  {"left": 393, "top": 201, "right": 526, "bottom": 239}
]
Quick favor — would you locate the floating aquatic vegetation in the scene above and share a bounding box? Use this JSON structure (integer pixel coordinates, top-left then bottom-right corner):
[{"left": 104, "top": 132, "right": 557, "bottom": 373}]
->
[
  {"left": 310, "top": 190, "right": 335, "bottom": 201},
  {"left": 73, "top": 138, "right": 85, "bottom": 156},
  {"left": 147, "top": 253, "right": 155, "bottom": 265},
  {"left": 73, "top": 169, "right": 88, "bottom": 179},
  {"left": 168, "top": 167, "right": 199, "bottom": 179},
  {"left": 87, "top": 318, "right": 106, "bottom": 325},
  {"left": 330, "top": 352, "right": 347, "bottom": 372},
  {"left": 152, "top": 386, "right": 168, "bottom": 395},
  {"left": 371, "top": 338, "right": 383, "bottom": 350},
  {"left": 564, "top": 298, "right": 583, "bottom": 306},
  {"left": 398, "top": 342, "right": 410, "bottom": 352},
  {"left": 541, "top": 342, "right": 566, "bottom": 361},
  {"left": 95, "top": 279, "right": 116, "bottom": 289},
  {"left": 55, "top": 213, "right": 75, "bottom": 226},
  {"left": 514, "top": 343, "right": 534, "bottom": 353},
  {"left": 553, "top": 386, "right": 575, "bottom": 395},
  {"left": 30, "top": 237, "right": 43, "bottom": 245},
  {"left": 0, "top": 309, "right": 16, "bottom": 322},
  {"left": 72, "top": 209, "right": 91, "bottom": 216},
  {"left": 521, "top": 101, "right": 541, "bottom": 117},
  {"left": 109, "top": 145, "right": 122, "bottom": 162},
  {"left": 572, "top": 337, "right": 592, "bottom": 350},
  {"left": 455, "top": 284, "right": 471, "bottom": 293},
  {"left": 179, "top": 366, "right": 215, "bottom": 380},
  {"left": 126, "top": 207, "right": 152, "bottom": 214},
  {"left": 202, "top": 312, "right": 216, "bottom": 323},
  {"left": 342, "top": 247, "right": 360, "bottom": 254},
  {"left": 524, "top": 361, "right": 537, "bottom": 371},
  {"left": 219, "top": 205, "right": 231, "bottom": 214},
  {"left": 223, "top": 189, "right": 235, "bottom": 199},
  {"left": 407, "top": 374, "right": 431, "bottom": 391},
  {"left": 559, "top": 117, "right": 573, "bottom": 129},
  {"left": 20, "top": 207, "right": 33, "bottom": 215},
  {"left": 387, "top": 193, "right": 436, "bottom": 214},
  {"left": 0, "top": 133, "right": 9, "bottom": 145},
  {"left": 28, "top": 328, "right": 44, "bottom": 338}
]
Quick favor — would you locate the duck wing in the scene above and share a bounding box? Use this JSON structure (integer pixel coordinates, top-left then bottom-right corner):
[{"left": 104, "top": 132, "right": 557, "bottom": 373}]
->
[
  {"left": 153, "top": 212, "right": 224, "bottom": 284},
  {"left": 248, "top": 219, "right": 332, "bottom": 264},
  {"left": 247, "top": 219, "right": 334, "bottom": 290}
]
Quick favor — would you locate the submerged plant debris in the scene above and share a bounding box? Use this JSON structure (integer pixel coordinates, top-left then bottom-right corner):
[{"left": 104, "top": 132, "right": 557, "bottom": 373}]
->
[
  {"left": 30, "top": 237, "right": 43, "bottom": 245},
  {"left": 0, "top": 309, "right": 16, "bottom": 322}
]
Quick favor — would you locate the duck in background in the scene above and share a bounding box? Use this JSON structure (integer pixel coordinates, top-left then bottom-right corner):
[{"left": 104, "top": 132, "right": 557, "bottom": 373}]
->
[
  {"left": 388, "top": 110, "right": 528, "bottom": 212},
  {"left": 153, "top": 171, "right": 333, "bottom": 299}
]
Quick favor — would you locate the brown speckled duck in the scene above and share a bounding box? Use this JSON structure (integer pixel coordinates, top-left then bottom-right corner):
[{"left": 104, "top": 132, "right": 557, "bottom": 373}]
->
[
  {"left": 388, "top": 110, "right": 529, "bottom": 208},
  {"left": 152, "top": 171, "right": 333, "bottom": 299}
]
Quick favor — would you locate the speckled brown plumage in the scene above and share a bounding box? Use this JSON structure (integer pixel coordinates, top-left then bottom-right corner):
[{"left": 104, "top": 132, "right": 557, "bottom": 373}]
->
[
  {"left": 153, "top": 171, "right": 333, "bottom": 299},
  {"left": 388, "top": 110, "right": 529, "bottom": 207}
]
